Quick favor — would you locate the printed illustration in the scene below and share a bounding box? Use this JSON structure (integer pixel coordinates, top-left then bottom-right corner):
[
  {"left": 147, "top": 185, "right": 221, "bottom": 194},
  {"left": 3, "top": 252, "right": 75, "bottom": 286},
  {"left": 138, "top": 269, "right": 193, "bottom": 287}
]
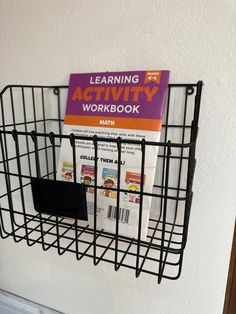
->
[
  {"left": 61, "top": 161, "right": 74, "bottom": 182},
  {"left": 124, "top": 171, "right": 146, "bottom": 203},
  {"left": 81, "top": 165, "right": 95, "bottom": 193},
  {"left": 101, "top": 168, "right": 117, "bottom": 198}
]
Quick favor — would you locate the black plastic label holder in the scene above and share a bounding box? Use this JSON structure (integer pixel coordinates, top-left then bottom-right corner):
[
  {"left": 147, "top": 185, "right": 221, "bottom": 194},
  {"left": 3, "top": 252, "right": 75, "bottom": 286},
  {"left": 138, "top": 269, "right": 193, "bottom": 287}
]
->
[{"left": 31, "top": 178, "right": 88, "bottom": 220}]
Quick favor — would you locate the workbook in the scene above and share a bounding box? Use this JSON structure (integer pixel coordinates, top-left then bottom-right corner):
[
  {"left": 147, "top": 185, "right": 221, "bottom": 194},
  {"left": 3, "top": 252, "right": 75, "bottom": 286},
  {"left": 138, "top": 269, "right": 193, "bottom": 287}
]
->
[{"left": 57, "top": 70, "right": 170, "bottom": 240}]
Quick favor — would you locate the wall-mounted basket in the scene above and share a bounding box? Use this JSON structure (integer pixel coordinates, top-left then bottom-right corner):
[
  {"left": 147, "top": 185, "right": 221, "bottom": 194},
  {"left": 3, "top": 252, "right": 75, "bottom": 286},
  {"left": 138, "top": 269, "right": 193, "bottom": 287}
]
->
[{"left": 0, "top": 81, "right": 202, "bottom": 283}]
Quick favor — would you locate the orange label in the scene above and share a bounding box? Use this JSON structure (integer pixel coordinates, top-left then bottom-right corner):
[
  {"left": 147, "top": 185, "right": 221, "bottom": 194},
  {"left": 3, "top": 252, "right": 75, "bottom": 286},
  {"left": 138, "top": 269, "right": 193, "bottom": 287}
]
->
[
  {"left": 144, "top": 71, "right": 161, "bottom": 84},
  {"left": 64, "top": 115, "right": 162, "bottom": 131}
]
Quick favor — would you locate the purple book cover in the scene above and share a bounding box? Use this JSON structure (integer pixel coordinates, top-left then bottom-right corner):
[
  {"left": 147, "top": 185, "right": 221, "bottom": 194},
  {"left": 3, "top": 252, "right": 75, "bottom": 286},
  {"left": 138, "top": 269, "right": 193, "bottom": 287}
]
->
[{"left": 64, "top": 70, "right": 170, "bottom": 131}]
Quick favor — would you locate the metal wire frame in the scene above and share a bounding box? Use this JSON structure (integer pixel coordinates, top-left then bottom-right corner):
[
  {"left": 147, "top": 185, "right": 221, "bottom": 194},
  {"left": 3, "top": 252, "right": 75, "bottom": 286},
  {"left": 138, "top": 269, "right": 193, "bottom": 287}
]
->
[{"left": 0, "top": 81, "right": 203, "bottom": 283}]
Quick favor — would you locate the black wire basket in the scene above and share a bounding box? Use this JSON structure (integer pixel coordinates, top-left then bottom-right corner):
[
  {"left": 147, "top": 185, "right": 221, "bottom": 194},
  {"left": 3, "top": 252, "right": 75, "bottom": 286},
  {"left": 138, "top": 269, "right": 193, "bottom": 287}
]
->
[{"left": 0, "top": 81, "right": 203, "bottom": 283}]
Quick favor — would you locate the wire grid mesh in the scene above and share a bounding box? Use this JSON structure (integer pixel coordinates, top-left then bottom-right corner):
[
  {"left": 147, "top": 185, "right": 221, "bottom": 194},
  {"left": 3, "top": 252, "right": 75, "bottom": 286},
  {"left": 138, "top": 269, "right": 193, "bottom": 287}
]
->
[{"left": 0, "top": 82, "right": 202, "bottom": 283}]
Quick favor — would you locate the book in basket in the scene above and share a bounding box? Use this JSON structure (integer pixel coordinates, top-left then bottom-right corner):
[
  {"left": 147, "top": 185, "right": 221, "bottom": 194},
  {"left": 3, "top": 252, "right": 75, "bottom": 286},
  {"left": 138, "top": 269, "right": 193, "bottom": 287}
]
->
[{"left": 57, "top": 70, "right": 170, "bottom": 240}]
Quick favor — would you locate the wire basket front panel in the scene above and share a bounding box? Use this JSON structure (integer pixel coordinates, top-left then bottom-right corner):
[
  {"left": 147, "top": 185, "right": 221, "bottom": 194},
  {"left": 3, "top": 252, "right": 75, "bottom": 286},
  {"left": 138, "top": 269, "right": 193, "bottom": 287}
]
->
[{"left": 0, "top": 83, "right": 202, "bottom": 283}]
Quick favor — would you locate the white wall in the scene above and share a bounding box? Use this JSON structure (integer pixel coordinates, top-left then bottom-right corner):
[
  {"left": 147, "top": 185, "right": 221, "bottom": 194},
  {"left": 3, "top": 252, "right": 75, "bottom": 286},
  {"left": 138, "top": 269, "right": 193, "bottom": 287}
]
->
[{"left": 0, "top": 1, "right": 236, "bottom": 313}]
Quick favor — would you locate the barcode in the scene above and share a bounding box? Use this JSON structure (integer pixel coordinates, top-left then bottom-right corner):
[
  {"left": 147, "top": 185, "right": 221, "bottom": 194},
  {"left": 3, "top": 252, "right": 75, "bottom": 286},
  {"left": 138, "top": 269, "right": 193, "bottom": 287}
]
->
[{"left": 107, "top": 206, "right": 130, "bottom": 224}]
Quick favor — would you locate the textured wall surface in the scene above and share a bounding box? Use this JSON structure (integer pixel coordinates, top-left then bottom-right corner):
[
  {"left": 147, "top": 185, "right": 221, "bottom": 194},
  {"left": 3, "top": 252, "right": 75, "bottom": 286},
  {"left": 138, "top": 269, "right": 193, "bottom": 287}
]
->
[{"left": 0, "top": 1, "right": 236, "bottom": 314}]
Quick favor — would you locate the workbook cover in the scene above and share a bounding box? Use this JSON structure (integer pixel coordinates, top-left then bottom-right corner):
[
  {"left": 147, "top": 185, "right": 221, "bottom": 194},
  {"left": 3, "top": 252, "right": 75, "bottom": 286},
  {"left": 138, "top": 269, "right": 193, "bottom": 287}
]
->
[{"left": 57, "top": 70, "right": 170, "bottom": 240}]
